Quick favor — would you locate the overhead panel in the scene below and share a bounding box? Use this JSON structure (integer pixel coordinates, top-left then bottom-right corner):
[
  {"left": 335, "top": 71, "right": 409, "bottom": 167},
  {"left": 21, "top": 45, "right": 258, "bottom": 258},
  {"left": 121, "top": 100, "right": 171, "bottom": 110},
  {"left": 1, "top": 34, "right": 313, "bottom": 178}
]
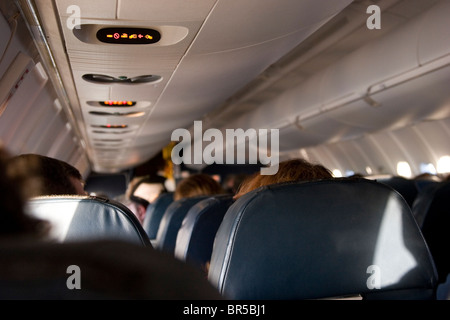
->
[
  {"left": 53, "top": 0, "right": 217, "bottom": 172},
  {"left": 140, "top": 0, "right": 354, "bottom": 142},
  {"left": 50, "top": 0, "right": 353, "bottom": 172}
]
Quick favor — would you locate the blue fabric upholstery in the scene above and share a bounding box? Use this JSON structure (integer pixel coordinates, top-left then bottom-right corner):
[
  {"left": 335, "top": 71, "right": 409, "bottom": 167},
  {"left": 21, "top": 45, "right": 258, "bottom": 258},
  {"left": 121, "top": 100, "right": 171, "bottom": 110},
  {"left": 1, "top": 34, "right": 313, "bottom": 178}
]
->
[
  {"left": 142, "top": 192, "right": 174, "bottom": 241},
  {"left": 155, "top": 196, "right": 210, "bottom": 253},
  {"left": 174, "top": 194, "right": 234, "bottom": 269},
  {"left": 26, "top": 195, "right": 151, "bottom": 246},
  {"left": 208, "top": 178, "right": 437, "bottom": 300}
]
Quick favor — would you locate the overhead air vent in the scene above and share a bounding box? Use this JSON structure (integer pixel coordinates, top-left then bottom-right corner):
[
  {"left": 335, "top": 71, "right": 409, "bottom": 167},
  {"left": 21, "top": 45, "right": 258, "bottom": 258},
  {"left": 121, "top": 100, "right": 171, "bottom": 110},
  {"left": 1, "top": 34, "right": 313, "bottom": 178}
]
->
[{"left": 82, "top": 74, "right": 162, "bottom": 84}]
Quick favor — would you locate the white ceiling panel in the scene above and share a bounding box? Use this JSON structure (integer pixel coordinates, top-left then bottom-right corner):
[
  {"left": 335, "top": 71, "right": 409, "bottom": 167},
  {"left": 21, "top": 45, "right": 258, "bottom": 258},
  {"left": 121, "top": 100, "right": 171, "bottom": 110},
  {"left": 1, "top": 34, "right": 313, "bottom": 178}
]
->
[
  {"left": 56, "top": 0, "right": 117, "bottom": 19},
  {"left": 116, "top": 0, "right": 217, "bottom": 22}
]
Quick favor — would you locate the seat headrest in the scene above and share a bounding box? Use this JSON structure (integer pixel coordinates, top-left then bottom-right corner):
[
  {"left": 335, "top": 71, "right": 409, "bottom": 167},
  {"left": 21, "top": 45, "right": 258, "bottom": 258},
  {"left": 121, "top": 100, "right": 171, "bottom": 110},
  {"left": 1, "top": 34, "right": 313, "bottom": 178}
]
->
[
  {"left": 26, "top": 195, "right": 151, "bottom": 246},
  {"left": 142, "top": 192, "right": 174, "bottom": 240},
  {"left": 208, "top": 178, "right": 437, "bottom": 299},
  {"left": 378, "top": 176, "right": 418, "bottom": 207},
  {"left": 175, "top": 194, "right": 234, "bottom": 269}
]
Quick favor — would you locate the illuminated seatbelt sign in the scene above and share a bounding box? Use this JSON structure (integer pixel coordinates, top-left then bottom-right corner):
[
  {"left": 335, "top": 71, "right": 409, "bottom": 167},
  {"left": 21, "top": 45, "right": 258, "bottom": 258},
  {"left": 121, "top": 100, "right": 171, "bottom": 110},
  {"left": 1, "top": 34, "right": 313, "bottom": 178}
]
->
[{"left": 96, "top": 27, "right": 161, "bottom": 44}]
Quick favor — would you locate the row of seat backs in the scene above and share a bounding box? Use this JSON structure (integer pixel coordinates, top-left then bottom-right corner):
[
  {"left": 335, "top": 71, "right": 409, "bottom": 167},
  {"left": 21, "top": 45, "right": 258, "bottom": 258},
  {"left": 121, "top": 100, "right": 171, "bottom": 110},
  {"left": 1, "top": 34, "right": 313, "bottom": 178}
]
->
[
  {"left": 141, "top": 191, "right": 234, "bottom": 272},
  {"left": 174, "top": 194, "right": 234, "bottom": 269},
  {"left": 208, "top": 178, "right": 438, "bottom": 300},
  {"left": 23, "top": 179, "right": 436, "bottom": 299},
  {"left": 154, "top": 195, "right": 217, "bottom": 253},
  {"left": 25, "top": 195, "right": 151, "bottom": 247}
]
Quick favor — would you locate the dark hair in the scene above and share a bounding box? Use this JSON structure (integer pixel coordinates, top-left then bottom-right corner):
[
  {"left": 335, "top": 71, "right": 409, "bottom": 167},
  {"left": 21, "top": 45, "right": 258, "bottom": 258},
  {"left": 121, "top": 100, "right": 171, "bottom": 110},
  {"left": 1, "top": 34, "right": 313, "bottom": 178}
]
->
[
  {"left": 174, "top": 174, "right": 224, "bottom": 201},
  {"left": 7, "top": 153, "right": 83, "bottom": 198},
  {"left": 0, "top": 148, "right": 49, "bottom": 237}
]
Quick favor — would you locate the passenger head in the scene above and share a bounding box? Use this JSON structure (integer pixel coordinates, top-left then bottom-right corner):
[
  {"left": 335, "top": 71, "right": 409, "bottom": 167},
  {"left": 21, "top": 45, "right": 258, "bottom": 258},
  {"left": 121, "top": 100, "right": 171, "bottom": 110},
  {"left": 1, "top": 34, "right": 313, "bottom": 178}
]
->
[
  {"left": 174, "top": 173, "right": 224, "bottom": 201},
  {"left": 6, "top": 153, "right": 86, "bottom": 198},
  {"left": 414, "top": 172, "right": 441, "bottom": 182},
  {"left": 125, "top": 175, "right": 167, "bottom": 223},
  {"left": 0, "top": 147, "right": 49, "bottom": 238},
  {"left": 234, "top": 158, "right": 333, "bottom": 200},
  {"left": 222, "top": 173, "right": 251, "bottom": 194}
]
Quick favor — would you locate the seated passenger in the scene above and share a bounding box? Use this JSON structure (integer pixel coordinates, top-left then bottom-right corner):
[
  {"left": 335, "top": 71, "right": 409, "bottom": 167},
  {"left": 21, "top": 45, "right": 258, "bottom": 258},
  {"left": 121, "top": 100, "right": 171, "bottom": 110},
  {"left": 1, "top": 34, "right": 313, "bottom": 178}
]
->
[
  {"left": 122, "top": 175, "right": 167, "bottom": 224},
  {"left": 222, "top": 173, "right": 251, "bottom": 194},
  {"left": 0, "top": 148, "right": 49, "bottom": 238},
  {"left": 174, "top": 173, "right": 225, "bottom": 201},
  {"left": 6, "top": 153, "right": 86, "bottom": 198},
  {"left": 0, "top": 146, "right": 222, "bottom": 299},
  {"left": 233, "top": 158, "right": 333, "bottom": 200}
]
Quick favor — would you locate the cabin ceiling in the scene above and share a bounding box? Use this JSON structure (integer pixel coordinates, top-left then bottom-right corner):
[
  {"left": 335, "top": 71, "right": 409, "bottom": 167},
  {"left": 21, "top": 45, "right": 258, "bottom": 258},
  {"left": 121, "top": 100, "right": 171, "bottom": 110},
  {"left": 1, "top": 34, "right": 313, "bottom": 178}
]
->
[
  {"left": 28, "top": 0, "right": 352, "bottom": 172},
  {"left": 28, "top": 0, "right": 450, "bottom": 173}
]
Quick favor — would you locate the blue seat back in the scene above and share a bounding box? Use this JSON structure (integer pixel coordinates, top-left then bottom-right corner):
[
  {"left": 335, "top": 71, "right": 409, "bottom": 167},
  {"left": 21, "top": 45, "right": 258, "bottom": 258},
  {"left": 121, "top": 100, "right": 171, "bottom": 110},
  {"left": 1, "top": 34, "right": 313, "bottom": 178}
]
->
[
  {"left": 142, "top": 192, "right": 174, "bottom": 241},
  {"left": 208, "top": 178, "right": 437, "bottom": 299},
  {"left": 378, "top": 176, "right": 418, "bottom": 207},
  {"left": 26, "top": 195, "right": 151, "bottom": 246},
  {"left": 174, "top": 194, "right": 234, "bottom": 269},
  {"left": 155, "top": 195, "right": 210, "bottom": 253}
]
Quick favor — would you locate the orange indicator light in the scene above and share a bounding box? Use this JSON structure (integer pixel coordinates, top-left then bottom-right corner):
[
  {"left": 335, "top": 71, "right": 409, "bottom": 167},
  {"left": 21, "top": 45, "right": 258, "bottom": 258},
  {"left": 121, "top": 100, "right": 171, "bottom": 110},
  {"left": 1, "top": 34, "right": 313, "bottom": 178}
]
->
[
  {"left": 101, "top": 100, "right": 136, "bottom": 107},
  {"left": 97, "top": 28, "right": 160, "bottom": 44}
]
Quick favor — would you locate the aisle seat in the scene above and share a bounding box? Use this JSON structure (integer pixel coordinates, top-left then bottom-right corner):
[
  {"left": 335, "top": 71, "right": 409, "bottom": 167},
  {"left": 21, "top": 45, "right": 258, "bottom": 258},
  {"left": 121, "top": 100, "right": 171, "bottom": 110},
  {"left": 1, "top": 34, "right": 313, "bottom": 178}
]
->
[{"left": 208, "top": 178, "right": 437, "bottom": 300}]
